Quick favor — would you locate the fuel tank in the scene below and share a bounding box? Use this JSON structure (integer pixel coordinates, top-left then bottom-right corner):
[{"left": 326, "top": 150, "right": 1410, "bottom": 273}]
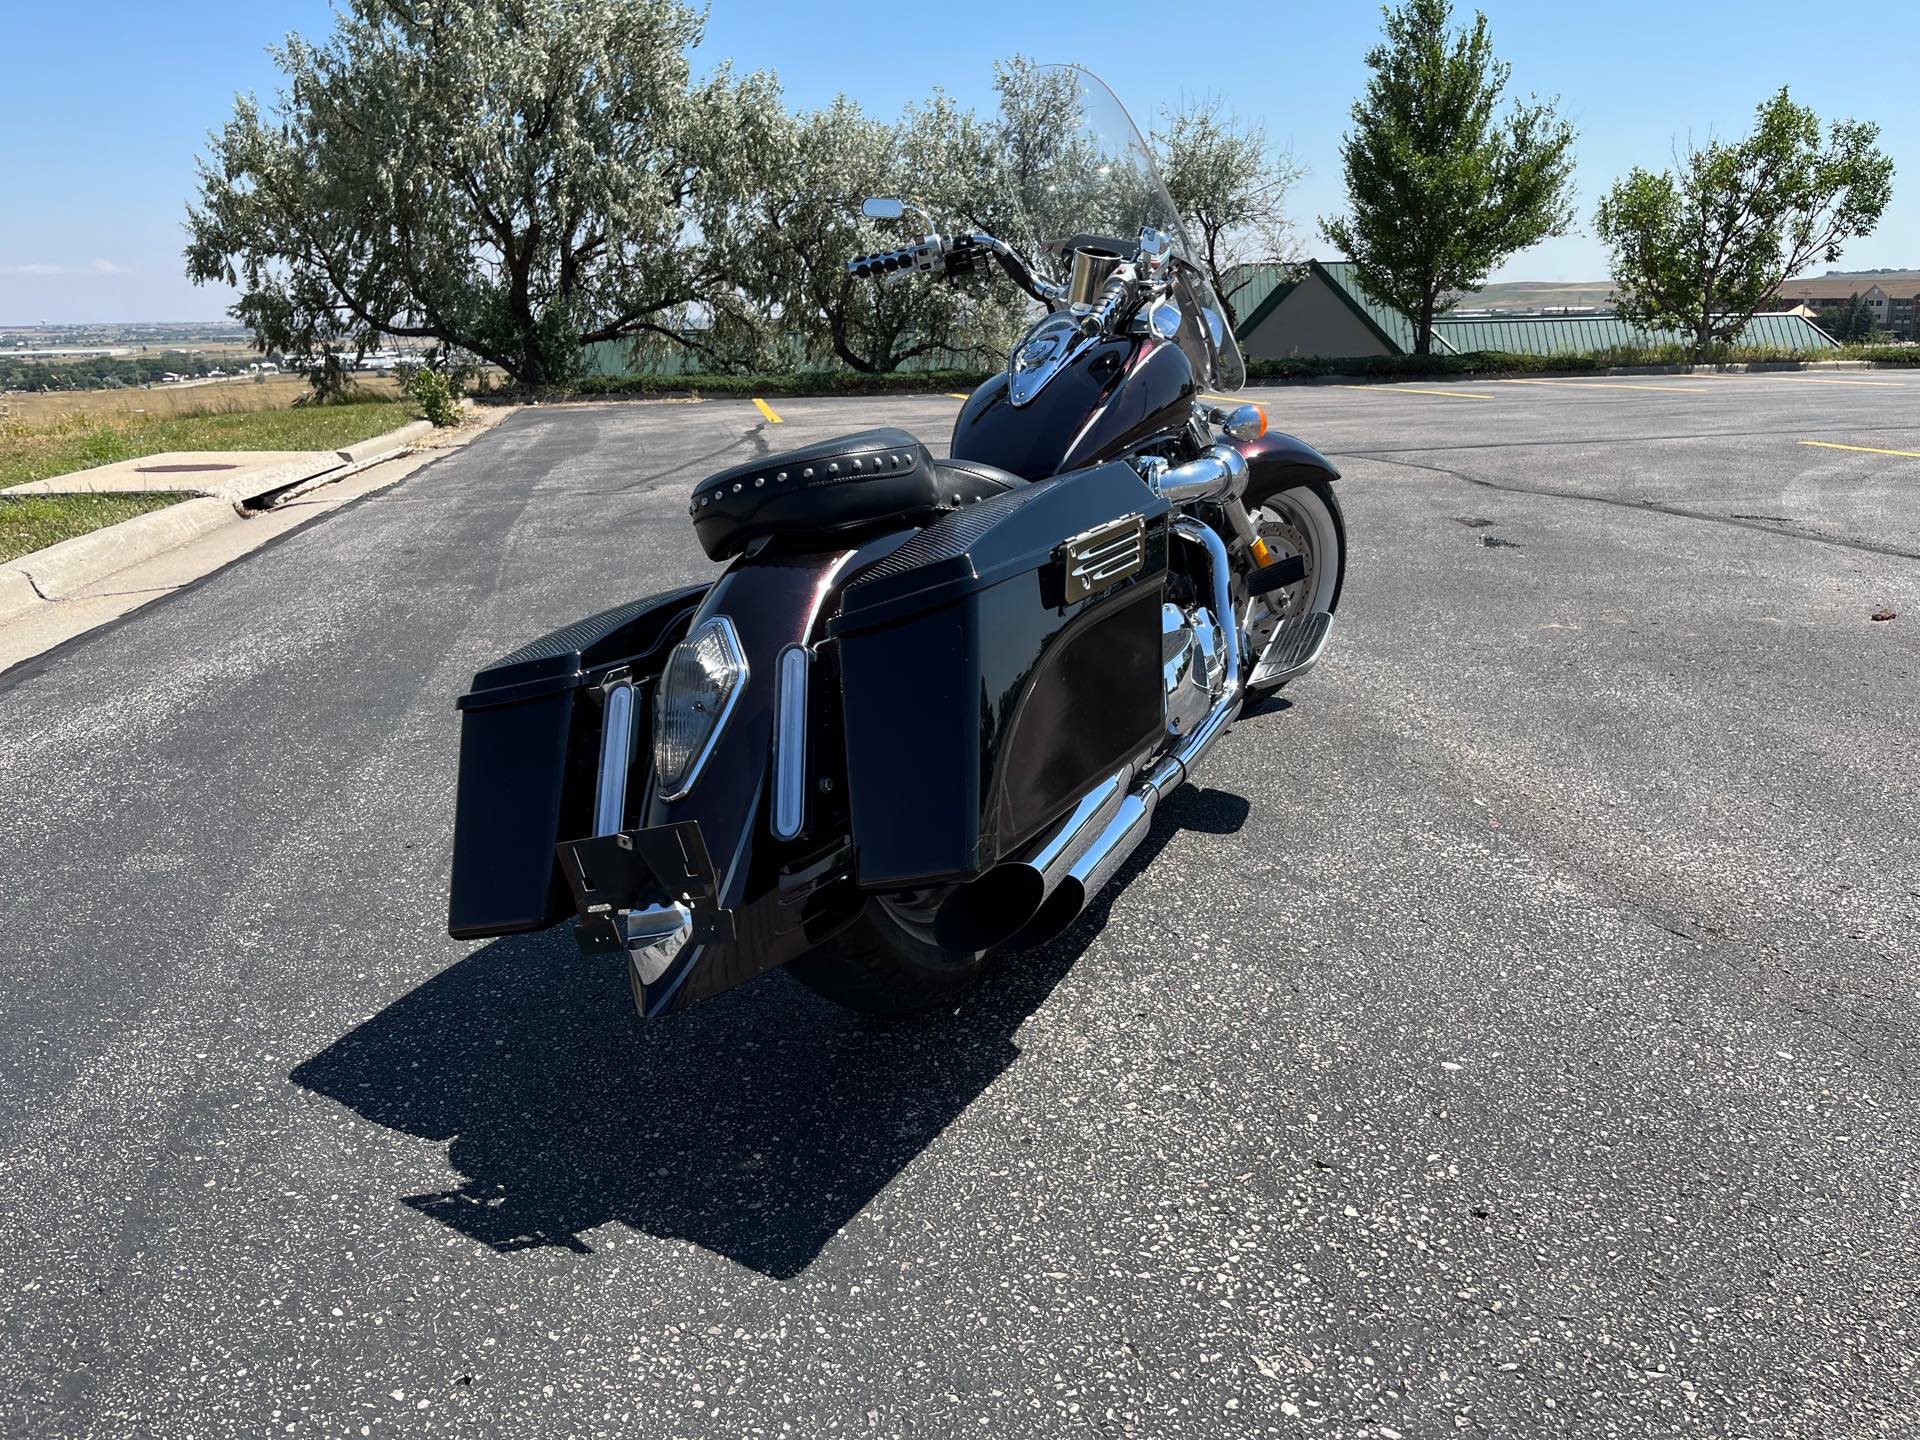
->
[{"left": 950, "top": 335, "right": 1196, "bottom": 480}]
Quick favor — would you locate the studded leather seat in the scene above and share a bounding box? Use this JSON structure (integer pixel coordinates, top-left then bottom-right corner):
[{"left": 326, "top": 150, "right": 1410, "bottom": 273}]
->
[{"left": 689, "top": 427, "right": 1026, "bottom": 561}]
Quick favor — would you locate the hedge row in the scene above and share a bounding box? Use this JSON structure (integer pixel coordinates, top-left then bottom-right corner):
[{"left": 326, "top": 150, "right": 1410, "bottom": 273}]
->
[
  {"left": 1243, "top": 344, "right": 1920, "bottom": 381},
  {"left": 554, "top": 344, "right": 1917, "bottom": 399},
  {"left": 567, "top": 369, "right": 995, "bottom": 398}
]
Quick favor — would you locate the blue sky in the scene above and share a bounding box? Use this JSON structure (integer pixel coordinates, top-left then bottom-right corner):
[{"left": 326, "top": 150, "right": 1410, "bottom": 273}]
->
[{"left": 2, "top": 0, "right": 1915, "bottom": 323}]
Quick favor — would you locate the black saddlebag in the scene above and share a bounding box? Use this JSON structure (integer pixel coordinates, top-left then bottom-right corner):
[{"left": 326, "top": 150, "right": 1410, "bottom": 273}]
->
[
  {"left": 447, "top": 586, "right": 705, "bottom": 939},
  {"left": 828, "top": 461, "right": 1171, "bottom": 890}
]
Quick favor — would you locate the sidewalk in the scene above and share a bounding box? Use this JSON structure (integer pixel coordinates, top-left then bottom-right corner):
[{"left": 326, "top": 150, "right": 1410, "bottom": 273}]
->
[{"left": 1, "top": 411, "right": 506, "bottom": 673}]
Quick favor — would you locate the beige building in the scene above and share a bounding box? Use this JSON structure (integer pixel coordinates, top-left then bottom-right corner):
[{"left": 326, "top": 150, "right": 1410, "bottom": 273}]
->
[{"left": 1769, "top": 272, "right": 1919, "bottom": 340}]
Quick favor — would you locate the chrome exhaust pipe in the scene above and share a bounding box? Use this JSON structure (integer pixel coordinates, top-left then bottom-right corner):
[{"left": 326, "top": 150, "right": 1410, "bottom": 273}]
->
[{"left": 1009, "top": 519, "right": 1245, "bottom": 950}]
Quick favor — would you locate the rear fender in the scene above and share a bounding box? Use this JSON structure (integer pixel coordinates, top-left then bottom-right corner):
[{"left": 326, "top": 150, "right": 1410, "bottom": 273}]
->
[{"left": 630, "top": 532, "right": 909, "bottom": 1017}]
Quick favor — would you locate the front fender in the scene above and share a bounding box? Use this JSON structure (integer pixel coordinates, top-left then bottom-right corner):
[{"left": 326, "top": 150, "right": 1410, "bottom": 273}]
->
[{"left": 1236, "top": 430, "right": 1340, "bottom": 507}]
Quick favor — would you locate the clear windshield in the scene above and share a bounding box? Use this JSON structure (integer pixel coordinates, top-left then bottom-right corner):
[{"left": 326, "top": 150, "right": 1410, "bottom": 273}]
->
[{"left": 987, "top": 64, "right": 1246, "bottom": 391}]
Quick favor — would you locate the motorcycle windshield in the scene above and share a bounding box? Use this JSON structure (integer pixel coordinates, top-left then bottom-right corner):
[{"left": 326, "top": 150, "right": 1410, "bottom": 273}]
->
[{"left": 992, "top": 65, "right": 1246, "bottom": 391}]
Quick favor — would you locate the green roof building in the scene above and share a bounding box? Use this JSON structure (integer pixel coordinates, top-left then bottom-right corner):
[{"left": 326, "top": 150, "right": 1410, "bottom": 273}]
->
[{"left": 1234, "top": 260, "right": 1839, "bottom": 359}]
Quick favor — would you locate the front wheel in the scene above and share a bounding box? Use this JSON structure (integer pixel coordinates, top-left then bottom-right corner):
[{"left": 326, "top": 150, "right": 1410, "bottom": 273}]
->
[
  {"left": 786, "top": 891, "right": 992, "bottom": 1016},
  {"left": 1238, "top": 482, "right": 1346, "bottom": 698}
]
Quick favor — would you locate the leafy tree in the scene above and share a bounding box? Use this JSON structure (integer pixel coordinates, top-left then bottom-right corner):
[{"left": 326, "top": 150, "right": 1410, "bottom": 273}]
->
[
  {"left": 1594, "top": 90, "right": 1894, "bottom": 358},
  {"left": 988, "top": 56, "right": 1097, "bottom": 252},
  {"left": 1155, "top": 99, "right": 1303, "bottom": 330},
  {"left": 1320, "top": 0, "right": 1577, "bottom": 354},
  {"left": 737, "top": 94, "right": 1023, "bottom": 373},
  {"left": 185, "top": 0, "right": 783, "bottom": 387},
  {"left": 1828, "top": 292, "right": 1879, "bottom": 343}
]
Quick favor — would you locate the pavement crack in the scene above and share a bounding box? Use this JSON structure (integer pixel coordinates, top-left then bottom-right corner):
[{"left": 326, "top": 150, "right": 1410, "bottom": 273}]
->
[{"left": 1355, "top": 453, "right": 1920, "bottom": 562}]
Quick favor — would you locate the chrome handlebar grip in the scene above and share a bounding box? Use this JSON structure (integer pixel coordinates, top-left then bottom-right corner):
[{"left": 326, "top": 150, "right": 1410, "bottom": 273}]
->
[{"left": 846, "top": 236, "right": 945, "bottom": 284}]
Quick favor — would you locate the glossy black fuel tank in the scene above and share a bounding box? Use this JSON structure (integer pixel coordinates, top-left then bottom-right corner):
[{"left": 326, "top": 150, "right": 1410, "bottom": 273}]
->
[{"left": 950, "top": 336, "right": 1196, "bottom": 480}]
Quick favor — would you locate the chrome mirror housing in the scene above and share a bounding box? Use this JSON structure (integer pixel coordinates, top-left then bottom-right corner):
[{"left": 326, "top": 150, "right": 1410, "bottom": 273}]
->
[{"left": 861, "top": 197, "right": 905, "bottom": 219}]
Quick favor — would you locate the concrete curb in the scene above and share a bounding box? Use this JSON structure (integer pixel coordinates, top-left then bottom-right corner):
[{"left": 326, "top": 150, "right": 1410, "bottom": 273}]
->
[
  {"left": 337, "top": 420, "right": 434, "bottom": 465},
  {"left": 0, "top": 567, "right": 38, "bottom": 616},
  {"left": 6, "top": 496, "right": 240, "bottom": 605},
  {"left": 0, "top": 417, "right": 445, "bottom": 625}
]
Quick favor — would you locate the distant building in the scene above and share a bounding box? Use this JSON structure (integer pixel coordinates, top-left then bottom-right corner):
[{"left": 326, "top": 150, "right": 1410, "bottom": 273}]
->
[
  {"left": 1235, "top": 260, "right": 1840, "bottom": 359},
  {"left": 1768, "top": 272, "right": 1919, "bottom": 340}
]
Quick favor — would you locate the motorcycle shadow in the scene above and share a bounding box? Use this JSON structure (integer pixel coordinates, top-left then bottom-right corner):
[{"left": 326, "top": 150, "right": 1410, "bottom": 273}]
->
[{"left": 292, "top": 785, "right": 1249, "bottom": 1279}]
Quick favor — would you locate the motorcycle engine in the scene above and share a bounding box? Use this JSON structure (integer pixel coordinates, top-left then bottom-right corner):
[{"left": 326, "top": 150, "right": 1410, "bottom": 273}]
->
[{"left": 1161, "top": 601, "right": 1225, "bottom": 739}]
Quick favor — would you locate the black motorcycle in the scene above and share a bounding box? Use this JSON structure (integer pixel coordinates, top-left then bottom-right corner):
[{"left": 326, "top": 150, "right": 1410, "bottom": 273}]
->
[{"left": 447, "top": 68, "right": 1345, "bottom": 1016}]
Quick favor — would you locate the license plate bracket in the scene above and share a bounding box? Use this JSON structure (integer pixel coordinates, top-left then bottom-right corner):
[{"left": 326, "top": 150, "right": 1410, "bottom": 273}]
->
[{"left": 555, "top": 821, "right": 735, "bottom": 954}]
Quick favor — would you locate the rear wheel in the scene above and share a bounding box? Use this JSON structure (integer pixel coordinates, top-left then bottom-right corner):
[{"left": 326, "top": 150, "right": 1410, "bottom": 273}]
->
[
  {"left": 786, "top": 891, "right": 992, "bottom": 1016},
  {"left": 1239, "top": 483, "right": 1346, "bottom": 698}
]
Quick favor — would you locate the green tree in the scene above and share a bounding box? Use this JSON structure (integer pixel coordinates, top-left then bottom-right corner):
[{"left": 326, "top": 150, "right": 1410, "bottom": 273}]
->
[
  {"left": 1594, "top": 90, "right": 1894, "bottom": 358},
  {"left": 1320, "top": 0, "right": 1577, "bottom": 354},
  {"left": 738, "top": 94, "right": 1023, "bottom": 373},
  {"left": 185, "top": 0, "right": 783, "bottom": 387},
  {"left": 1829, "top": 292, "right": 1879, "bottom": 343},
  {"left": 1155, "top": 99, "right": 1303, "bottom": 331}
]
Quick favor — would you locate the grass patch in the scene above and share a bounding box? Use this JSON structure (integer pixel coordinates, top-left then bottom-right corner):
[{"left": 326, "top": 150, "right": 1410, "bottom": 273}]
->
[
  {"left": 2, "top": 374, "right": 407, "bottom": 427},
  {"left": 0, "top": 492, "right": 187, "bottom": 565},
  {"left": 0, "top": 400, "right": 417, "bottom": 490},
  {"left": 1834, "top": 344, "right": 1920, "bottom": 365}
]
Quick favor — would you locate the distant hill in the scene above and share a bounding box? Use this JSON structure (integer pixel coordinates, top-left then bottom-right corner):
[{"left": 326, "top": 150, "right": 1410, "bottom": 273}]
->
[
  {"left": 1427, "top": 266, "right": 1916, "bottom": 314},
  {"left": 1449, "top": 278, "right": 1614, "bottom": 310}
]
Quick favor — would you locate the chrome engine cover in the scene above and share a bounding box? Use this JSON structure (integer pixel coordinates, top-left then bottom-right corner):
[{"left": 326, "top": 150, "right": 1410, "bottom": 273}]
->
[{"left": 1162, "top": 601, "right": 1225, "bottom": 739}]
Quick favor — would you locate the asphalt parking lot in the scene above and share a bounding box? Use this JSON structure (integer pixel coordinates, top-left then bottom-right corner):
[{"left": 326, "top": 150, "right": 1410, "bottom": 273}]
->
[{"left": 2, "top": 371, "right": 1916, "bottom": 1437}]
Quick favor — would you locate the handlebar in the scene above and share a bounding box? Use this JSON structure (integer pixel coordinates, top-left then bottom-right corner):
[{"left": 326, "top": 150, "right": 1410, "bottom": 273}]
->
[
  {"left": 1082, "top": 271, "right": 1134, "bottom": 336},
  {"left": 846, "top": 242, "right": 938, "bottom": 281},
  {"left": 847, "top": 231, "right": 1068, "bottom": 307}
]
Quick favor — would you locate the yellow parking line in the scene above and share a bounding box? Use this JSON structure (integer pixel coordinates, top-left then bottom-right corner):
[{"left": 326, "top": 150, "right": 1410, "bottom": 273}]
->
[
  {"left": 1762, "top": 376, "right": 1909, "bottom": 388},
  {"left": 946, "top": 392, "right": 972, "bottom": 400},
  {"left": 1498, "top": 377, "right": 1707, "bottom": 395},
  {"left": 1799, "top": 440, "right": 1920, "bottom": 459},
  {"left": 1333, "top": 384, "right": 1492, "bottom": 401},
  {"left": 752, "top": 397, "right": 783, "bottom": 423},
  {"left": 1675, "top": 372, "right": 1909, "bottom": 387}
]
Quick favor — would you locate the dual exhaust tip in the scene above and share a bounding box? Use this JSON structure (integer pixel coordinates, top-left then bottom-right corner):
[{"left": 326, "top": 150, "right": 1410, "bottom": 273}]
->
[
  {"left": 931, "top": 516, "right": 1248, "bottom": 959},
  {"left": 932, "top": 776, "right": 1154, "bottom": 955}
]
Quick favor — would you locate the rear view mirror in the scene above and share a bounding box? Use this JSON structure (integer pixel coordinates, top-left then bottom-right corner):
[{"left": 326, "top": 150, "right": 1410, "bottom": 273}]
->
[{"left": 861, "top": 198, "right": 905, "bottom": 219}]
